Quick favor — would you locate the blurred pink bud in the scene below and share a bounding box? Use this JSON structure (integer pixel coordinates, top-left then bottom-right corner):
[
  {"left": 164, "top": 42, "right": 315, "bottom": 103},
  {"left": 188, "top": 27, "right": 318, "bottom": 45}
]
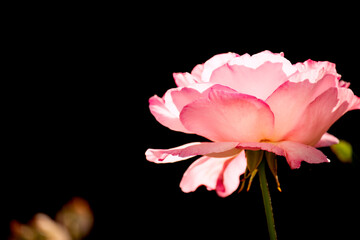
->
[{"left": 56, "top": 197, "right": 94, "bottom": 239}]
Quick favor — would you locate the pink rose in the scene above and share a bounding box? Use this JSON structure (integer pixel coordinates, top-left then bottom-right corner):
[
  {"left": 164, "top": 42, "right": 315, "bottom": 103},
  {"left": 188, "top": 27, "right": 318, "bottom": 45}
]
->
[{"left": 145, "top": 51, "right": 360, "bottom": 197}]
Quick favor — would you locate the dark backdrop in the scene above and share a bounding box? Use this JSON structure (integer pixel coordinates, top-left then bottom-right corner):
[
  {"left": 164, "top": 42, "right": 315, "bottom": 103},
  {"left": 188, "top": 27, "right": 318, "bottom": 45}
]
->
[{"left": 2, "top": 6, "right": 360, "bottom": 240}]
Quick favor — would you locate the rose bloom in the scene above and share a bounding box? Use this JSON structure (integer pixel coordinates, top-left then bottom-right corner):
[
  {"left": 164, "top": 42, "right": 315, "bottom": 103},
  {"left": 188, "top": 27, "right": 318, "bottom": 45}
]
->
[{"left": 145, "top": 51, "right": 360, "bottom": 197}]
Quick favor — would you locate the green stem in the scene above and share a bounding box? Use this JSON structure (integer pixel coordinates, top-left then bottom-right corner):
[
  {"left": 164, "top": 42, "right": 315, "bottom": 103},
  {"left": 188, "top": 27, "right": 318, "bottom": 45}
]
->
[{"left": 258, "top": 159, "right": 277, "bottom": 240}]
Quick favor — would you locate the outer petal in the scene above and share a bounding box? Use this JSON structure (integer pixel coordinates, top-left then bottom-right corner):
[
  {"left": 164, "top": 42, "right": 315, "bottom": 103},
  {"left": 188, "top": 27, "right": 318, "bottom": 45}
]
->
[
  {"left": 145, "top": 142, "right": 240, "bottom": 163},
  {"left": 346, "top": 89, "right": 360, "bottom": 110},
  {"left": 314, "top": 133, "right": 339, "bottom": 148},
  {"left": 180, "top": 150, "right": 247, "bottom": 197},
  {"left": 149, "top": 83, "right": 218, "bottom": 133},
  {"left": 200, "top": 52, "right": 239, "bottom": 82},
  {"left": 191, "top": 64, "right": 204, "bottom": 81},
  {"left": 216, "top": 150, "right": 247, "bottom": 197},
  {"left": 265, "top": 75, "right": 337, "bottom": 141},
  {"left": 149, "top": 93, "right": 193, "bottom": 133},
  {"left": 173, "top": 72, "right": 199, "bottom": 87},
  {"left": 277, "top": 141, "right": 330, "bottom": 169},
  {"left": 172, "top": 64, "right": 205, "bottom": 87},
  {"left": 339, "top": 80, "right": 350, "bottom": 88},
  {"left": 284, "top": 87, "right": 351, "bottom": 146},
  {"left": 351, "top": 96, "right": 360, "bottom": 110},
  {"left": 180, "top": 89, "right": 274, "bottom": 142},
  {"left": 291, "top": 60, "right": 340, "bottom": 83},
  {"left": 180, "top": 156, "right": 229, "bottom": 194},
  {"left": 236, "top": 141, "right": 329, "bottom": 169}
]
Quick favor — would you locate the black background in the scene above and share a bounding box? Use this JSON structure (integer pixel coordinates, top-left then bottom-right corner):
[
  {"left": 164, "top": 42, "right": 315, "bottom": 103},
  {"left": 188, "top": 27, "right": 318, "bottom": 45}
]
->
[{"left": 2, "top": 5, "right": 360, "bottom": 240}]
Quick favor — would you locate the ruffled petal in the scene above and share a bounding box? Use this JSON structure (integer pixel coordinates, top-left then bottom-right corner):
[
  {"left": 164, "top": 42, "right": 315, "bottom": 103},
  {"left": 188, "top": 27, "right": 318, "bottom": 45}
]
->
[
  {"left": 208, "top": 51, "right": 297, "bottom": 100},
  {"left": 145, "top": 142, "right": 240, "bottom": 163},
  {"left": 200, "top": 52, "right": 239, "bottom": 82},
  {"left": 149, "top": 84, "right": 217, "bottom": 133},
  {"left": 191, "top": 64, "right": 204, "bottom": 81},
  {"left": 345, "top": 90, "right": 360, "bottom": 110},
  {"left": 149, "top": 94, "right": 192, "bottom": 133},
  {"left": 237, "top": 141, "right": 329, "bottom": 169},
  {"left": 291, "top": 60, "right": 340, "bottom": 83},
  {"left": 314, "top": 133, "right": 339, "bottom": 148},
  {"left": 180, "top": 150, "right": 247, "bottom": 197},
  {"left": 180, "top": 89, "right": 274, "bottom": 142},
  {"left": 173, "top": 72, "right": 200, "bottom": 87}
]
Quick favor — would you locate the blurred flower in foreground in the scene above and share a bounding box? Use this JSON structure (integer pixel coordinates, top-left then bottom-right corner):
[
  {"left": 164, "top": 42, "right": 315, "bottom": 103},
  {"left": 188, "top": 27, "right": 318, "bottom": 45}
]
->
[
  {"left": 331, "top": 140, "right": 353, "bottom": 163},
  {"left": 10, "top": 214, "right": 71, "bottom": 240},
  {"left": 56, "top": 197, "right": 94, "bottom": 240},
  {"left": 9, "top": 197, "right": 93, "bottom": 240}
]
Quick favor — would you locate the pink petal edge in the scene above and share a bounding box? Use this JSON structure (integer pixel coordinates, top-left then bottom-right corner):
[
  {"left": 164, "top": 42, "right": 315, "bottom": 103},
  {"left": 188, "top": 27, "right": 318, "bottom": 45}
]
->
[
  {"left": 314, "top": 133, "right": 339, "bottom": 148},
  {"left": 145, "top": 142, "right": 239, "bottom": 163},
  {"left": 237, "top": 141, "right": 329, "bottom": 169}
]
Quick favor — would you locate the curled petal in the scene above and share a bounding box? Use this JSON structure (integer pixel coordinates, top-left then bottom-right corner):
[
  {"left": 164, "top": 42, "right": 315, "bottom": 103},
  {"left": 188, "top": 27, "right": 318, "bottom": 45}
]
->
[
  {"left": 277, "top": 141, "right": 330, "bottom": 169},
  {"left": 145, "top": 142, "right": 240, "bottom": 163},
  {"left": 180, "top": 150, "right": 247, "bottom": 197},
  {"left": 180, "top": 156, "right": 229, "bottom": 194},
  {"left": 339, "top": 80, "right": 350, "bottom": 88},
  {"left": 173, "top": 72, "right": 200, "bottom": 87},
  {"left": 149, "top": 94, "right": 192, "bottom": 133},
  {"left": 216, "top": 150, "right": 247, "bottom": 197},
  {"left": 314, "top": 133, "right": 339, "bottom": 148}
]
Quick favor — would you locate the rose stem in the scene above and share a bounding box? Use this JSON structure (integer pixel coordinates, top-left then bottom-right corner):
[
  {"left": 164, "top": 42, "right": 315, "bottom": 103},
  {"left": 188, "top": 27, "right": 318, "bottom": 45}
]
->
[{"left": 258, "top": 158, "right": 277, "bottom": 240}]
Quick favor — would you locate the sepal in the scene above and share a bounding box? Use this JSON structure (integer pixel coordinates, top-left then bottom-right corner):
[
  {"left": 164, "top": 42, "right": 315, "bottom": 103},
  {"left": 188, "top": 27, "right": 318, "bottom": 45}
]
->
[{"left": 265, "top": 151, "right": 281, "bottom": 192}]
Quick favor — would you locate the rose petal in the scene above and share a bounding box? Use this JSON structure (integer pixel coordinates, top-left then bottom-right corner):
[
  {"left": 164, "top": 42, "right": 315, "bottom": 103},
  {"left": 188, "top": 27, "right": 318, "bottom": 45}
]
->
[
  {"left": 180, "top": 155, "right": 228, "bottom": 194},
  {"left": 277, "top": 141, "right": 330, "bottom": 169},
  {"left": 180, "top": 89, "right": 274, "bottom": 142},
  {"left": 149, "top": 84, "right": 217, "bottom": 133},
  {"left": 266, "top": 76, "right": 337, "bottom": 141},
  {"left": 180, "top": 150, "right": 247, "bottom": 197},
  {"left": 216, "top": 150, "right": 247, "bottom": 197},
  {"left": 314, "top": 133, "right": 340, "bottom": 148},
  {"left": 208, "top": 51, "right": 297, "bottom": 100},
  {"left": 145, "top": 142, "right": 240, "bottom": 163},
  {"left": 200, "top": 52, "right": 239, "bottom": 82},
  {"left": 339, "top": 80, "right": 350, "bottom": 88},
  {"left": 149, "top": 94, "right": 192, "bottom": 133},
  {"left": 345, "top": 89, "right": 360, "bottom": 110},
  {"left": 284, "top": 87, "right": 350, "bottom": 146},
  {"left": 237, "top": 141, "right": 329, "bottom": 169},
  {"left": 191, "top": 64, "right": 204, "bottom": 81},
  {"left": 173, "top": 72, "right": 200, "bottom": 87},
  {"left": 292, "top": 60, "right": 340, "bottom": 83}
]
